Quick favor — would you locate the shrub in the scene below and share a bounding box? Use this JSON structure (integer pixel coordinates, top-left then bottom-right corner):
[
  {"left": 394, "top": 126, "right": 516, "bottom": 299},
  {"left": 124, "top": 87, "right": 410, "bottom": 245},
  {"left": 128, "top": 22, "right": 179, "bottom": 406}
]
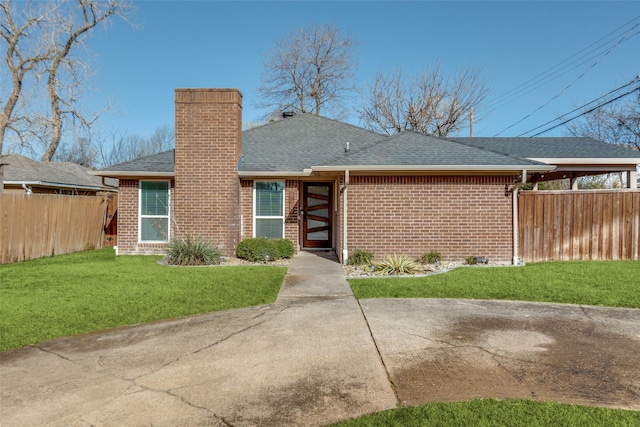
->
[
  {"left": 166, "top": 235, "right": 222, "bottom": 266},
  {"left": 374, "top": 255, "right": 419, "bottom": 275},
  {"left": 348, "top": 249, "right": 373, "bottom": 266},
  {"left": 465, "top": 256, "right": 478, "bottom": 265},
  {"left": 273, "top": 238, "right": 295, "bottom": 259},
  {"left": 236, "top": 237, "right": 294, "bottom": 262},
  {"left": 421, "top": 251, "right": 442, "bottom": 264}
]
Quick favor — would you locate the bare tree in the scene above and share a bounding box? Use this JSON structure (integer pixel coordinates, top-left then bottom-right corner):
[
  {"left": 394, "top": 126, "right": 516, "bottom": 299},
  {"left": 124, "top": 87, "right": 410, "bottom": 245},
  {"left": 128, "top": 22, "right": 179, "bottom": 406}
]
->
[
  {"left": 146, "top": 125, "right": 174, "bottom": 155},
  {"left": 0, "top": 0, "right": 51, "bottom": 154},
  {"left": 258, "top": 23, "right": 357, "bottom": 119},
  {"left": 566, "top": 101, "right": 640, "bottom": 151},
  {"left": 565, "top": 101, "right": 639, "bottom": 189},
  {"left": 53, "top": 136, "right": 97, "bottom": 167},
  {"left": 41, "top": 0, "right": 128, "bottom": 161},
  {"left": 359, "top": 65, "right": 488, "bottom": 137},
  {"left": 0, "top": 0, "right": 130, "bottom": 161},
  {"left": 98, "top": 125, "right": 174, "bottom": 167}
]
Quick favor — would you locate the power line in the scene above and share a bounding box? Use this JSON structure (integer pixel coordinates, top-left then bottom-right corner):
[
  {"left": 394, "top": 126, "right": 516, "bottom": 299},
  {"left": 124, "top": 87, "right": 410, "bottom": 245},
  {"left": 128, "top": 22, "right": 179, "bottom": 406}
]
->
[
  {"left": 529, "top": 83, "right": 640, "bottom": 136},
  {"left": 515, "top": 78, "right": 639, "bottom": 137},
  {"left": 493, "top": 23, "right": 640, "bottom": 136},
  {"left": 482, "top": 16, "right": 640, "bottom": 114}
]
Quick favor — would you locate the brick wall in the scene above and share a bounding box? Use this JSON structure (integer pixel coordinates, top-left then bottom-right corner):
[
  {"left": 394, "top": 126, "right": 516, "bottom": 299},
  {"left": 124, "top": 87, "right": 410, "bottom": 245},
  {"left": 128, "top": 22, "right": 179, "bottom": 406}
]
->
[
  {"left": 284, "top": 179, "right": 300, "bottom": 250},
  {"left": 346, "top": 175, "right": 516, "bottom": 263},
  {"left": 240, "top": 179, "right": 253, "bottom": 240},
  {"left": 173, "top": 89, "right": 242, "bottom": 255},
  {"left": 117, "top": 179, "right": 174, "bottom": 255}
]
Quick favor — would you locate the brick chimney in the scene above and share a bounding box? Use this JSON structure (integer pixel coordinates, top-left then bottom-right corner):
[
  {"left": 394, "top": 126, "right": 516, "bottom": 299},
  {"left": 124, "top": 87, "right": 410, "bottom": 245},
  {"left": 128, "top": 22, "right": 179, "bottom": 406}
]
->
[{"left": 173, "top": 88, "right": 242, "bottom": 254}]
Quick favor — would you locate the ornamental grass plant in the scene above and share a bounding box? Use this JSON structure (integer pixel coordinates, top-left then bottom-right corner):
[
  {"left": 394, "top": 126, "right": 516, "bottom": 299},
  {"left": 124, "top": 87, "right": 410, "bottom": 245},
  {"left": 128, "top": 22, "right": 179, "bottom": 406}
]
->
[
  {"left": 374, "top": 254, "right": 419, "bottom": 275},
  {"left": 166, "top": 235, "right": 222, "bottom": 266}
]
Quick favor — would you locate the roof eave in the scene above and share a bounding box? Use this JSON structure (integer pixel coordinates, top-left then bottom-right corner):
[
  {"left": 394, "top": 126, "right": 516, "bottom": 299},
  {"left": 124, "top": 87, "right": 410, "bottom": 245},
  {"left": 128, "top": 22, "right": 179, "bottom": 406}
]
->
[
  {"left": 311, "top": 164, "right": 555, "bottom": 172},
  {"left": 238, "top": 170, "right": 314, "bottom": 178},
  {"left": 528, "top": 157, "right": 640, "bottom": 165},
  {"left": 89, "top": 171, "right": 175, "bottom": 178}
]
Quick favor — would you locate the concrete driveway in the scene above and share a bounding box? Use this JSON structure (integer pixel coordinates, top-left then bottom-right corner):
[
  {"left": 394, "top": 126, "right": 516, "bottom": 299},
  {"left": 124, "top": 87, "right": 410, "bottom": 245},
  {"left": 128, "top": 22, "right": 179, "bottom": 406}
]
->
[{"left": 1, "top": 252, "right": 639, "bottom": 426}]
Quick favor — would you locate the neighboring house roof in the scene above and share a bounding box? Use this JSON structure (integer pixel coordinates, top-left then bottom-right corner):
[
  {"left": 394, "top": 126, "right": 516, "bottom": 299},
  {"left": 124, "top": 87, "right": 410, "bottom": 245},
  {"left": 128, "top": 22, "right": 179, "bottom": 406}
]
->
[
  {"left": 93, "top": 114, "right": 640, "bottom": 178},
  {"left": 1, "top": 154, "right": 117, "bottom": 192},
  {"left": 449, "top": 137, "right": 640, "bottom": 163}
]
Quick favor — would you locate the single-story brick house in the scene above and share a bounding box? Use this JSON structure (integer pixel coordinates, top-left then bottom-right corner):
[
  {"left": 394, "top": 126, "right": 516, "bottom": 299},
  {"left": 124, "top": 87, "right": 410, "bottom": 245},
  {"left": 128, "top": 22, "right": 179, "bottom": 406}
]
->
[{"left": 92, "top": 88, "right": 640, "bottom": 264}]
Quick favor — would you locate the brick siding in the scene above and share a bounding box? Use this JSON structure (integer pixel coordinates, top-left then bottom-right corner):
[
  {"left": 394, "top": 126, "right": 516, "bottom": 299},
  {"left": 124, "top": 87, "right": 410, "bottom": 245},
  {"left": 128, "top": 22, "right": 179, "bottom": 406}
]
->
[
  {"left": 240, "top": 179, "right": 253, "bottom": 240},
  {"left": 173, "top": 89, "right": 242, "bottom": 255},
  {"left": 345, "top": 175, "right": 516, "bottom": 263},
  {"left": 284, "top": 179, "right": 300, "bottom": 250}
]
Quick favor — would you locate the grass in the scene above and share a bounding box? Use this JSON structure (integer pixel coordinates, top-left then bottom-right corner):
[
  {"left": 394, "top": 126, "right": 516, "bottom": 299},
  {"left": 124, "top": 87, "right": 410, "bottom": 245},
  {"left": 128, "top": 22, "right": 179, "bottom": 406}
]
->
[
  {"left": 350, "top": 261, "right": 640, "bottom": 308},
  {"left": 331, "top": 398, "right": 640, "bottom": 426},
  {"left": 0, "top": 248, "right": 287, "bottom": 352}
]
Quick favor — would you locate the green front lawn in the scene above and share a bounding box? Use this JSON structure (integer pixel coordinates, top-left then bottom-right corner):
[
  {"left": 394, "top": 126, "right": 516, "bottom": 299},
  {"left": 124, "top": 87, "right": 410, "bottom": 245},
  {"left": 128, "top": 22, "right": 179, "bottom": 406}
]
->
[
  {"left": 331, "top": 398, "right": 640, "bottom": 426},
  {"left": 350, "top": 261, "right": 640, "bottom": 308},
  {"left": 0, "top": 248, "right": 286, "bottom": 352}
]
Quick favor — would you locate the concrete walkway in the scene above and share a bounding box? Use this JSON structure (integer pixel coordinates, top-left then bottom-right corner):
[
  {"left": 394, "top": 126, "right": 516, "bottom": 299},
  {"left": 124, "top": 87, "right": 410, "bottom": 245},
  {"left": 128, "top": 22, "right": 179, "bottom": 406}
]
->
[
  {"left": 1, "top": 252, "right": 639, "bottom": 426},
  {"left": 276, "top": 251, "right": 355, "bottom": 303}
]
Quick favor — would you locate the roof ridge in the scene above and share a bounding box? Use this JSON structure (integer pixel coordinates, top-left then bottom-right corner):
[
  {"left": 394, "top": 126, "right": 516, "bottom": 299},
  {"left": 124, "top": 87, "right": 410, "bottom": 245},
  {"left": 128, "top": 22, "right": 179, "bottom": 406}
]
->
[{"left": 242, "top": 113, "right": 386, "bottom": 139}]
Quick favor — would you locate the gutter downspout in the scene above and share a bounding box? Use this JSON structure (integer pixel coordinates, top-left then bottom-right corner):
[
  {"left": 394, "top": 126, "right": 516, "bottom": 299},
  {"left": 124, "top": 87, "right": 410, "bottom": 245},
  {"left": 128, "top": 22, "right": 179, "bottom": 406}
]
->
[
  {"left": 512, "top": 170, "right": 526, "bottom": 266},
  {"left": 512, "top": 186, "right": 519, "bottom": 265},
  {"left": 342, "top": 170, "right": 349, "bottom": 265},
  {"left": 22, "top": 183, "right": 32, "bottom": 194}
]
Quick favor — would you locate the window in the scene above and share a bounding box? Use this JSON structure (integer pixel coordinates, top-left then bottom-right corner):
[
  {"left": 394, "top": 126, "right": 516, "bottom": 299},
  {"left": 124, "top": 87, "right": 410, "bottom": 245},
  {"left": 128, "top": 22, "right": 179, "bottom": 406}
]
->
[
  {"left": 254, "top": 181, "right": 285, "bottom": 238},
  {"left": 139, "top": 181, "right": 170, "bottom": 242}
]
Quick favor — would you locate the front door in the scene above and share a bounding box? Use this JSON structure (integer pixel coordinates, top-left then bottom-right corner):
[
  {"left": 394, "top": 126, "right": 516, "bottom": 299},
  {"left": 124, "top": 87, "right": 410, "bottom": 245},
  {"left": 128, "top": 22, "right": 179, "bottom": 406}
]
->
[{"left": 302, "top": 182, "right": 332, "bottom": 248}]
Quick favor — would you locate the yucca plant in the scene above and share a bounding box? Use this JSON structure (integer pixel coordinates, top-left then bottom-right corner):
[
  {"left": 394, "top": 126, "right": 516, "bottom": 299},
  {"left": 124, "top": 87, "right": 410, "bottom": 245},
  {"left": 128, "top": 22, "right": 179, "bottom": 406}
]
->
[
  {"left": 374, "top": 254, "right": 419, "bottom": 275},
  {"left": 166, "top": 235, "right": 222, "bottom": 266}
]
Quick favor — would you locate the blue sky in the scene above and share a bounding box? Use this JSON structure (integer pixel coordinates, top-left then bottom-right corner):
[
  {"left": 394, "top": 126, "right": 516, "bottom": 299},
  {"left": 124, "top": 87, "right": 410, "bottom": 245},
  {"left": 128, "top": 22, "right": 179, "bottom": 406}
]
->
[{"left": 86, "top": 1, "right": 639, "bottom": 142}]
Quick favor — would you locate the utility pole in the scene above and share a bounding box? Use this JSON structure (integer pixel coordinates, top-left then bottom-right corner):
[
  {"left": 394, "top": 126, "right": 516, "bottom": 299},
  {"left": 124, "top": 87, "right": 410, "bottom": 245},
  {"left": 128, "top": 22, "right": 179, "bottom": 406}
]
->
[{"left": 469, "top": 107, "right": 475, "bottom": 138}]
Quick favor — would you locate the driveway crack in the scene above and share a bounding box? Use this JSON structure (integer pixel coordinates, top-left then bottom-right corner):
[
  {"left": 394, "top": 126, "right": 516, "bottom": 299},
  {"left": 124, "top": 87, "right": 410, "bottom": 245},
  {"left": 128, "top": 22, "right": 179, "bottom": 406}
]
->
[
  {"left": 579, "top": 305, "right": 597, "bottom": 322},
  {"left": 357, "top": 300, "right": 402, "bottom": 407},
  {"left": 165, "top": 389, "right": 235, "bottom": 426},
  {"left": 403, "top": 331, "right": 542, "bottom": 365},
  {"left": 131, "top": 305, "right": 293, "bottom": 382}
]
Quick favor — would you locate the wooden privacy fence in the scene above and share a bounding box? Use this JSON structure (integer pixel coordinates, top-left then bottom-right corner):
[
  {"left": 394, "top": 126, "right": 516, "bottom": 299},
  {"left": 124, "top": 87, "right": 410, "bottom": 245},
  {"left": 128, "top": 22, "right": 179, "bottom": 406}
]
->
[
  {"left": 0, "top": 193, "right": 109, "bottom": 264},
  {"left": 518, "top": 190, "right": 640, "bottom": 262}
]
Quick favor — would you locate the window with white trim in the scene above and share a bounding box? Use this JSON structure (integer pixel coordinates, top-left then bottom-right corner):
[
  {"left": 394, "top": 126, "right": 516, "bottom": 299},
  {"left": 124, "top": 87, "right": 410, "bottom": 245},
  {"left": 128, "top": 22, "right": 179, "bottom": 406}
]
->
[
  {"left": 254, "top": 181, "right": 285, "bottom": 238},
  {"left": 139, "top": 181, "right": 170, "bottom": 242}
]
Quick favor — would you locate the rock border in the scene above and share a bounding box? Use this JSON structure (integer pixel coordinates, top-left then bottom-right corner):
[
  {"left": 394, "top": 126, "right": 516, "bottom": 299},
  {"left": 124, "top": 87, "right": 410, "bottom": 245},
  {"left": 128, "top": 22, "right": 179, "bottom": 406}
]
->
[{"left": 157, "top": 256, "right": 291, "bottom": 268}]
